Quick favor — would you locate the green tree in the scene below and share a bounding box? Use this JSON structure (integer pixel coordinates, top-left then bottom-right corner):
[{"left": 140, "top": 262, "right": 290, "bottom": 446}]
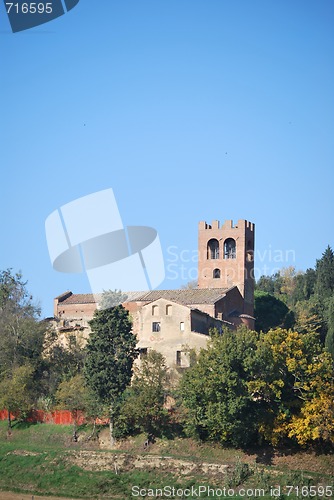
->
[
  {"left": 325, "top": 295, "right": 334, "bottom": 358},
  {"left": 0, "top": 269, "right": 38, "bottom": 317},
  {"left": 256, "top": 272, "right": 282, "bottom": 296},
  {"left": 291, "top": 268, "right": 316, "bottom": 303},
  {"left": 293, "top": 298, "right": 323, "bottom": 335},
  {"left": 0, "top": 269, "right": 45, "bottom": 375},
  {"left": 84, "top": 305, "right": 138, "bottom": 445},
  {"left": 254, "top": 291, "right": 293, "bottom": 332},
  {"left": 42, "top": 334, "right": 86, "bottom": 400},
  {"left": 180, "top": 328, "right": 258, "bottom": 447},
  {"left": 116, "top": 350, "right": 170, "bottom": 439},
  {"left": 99, "top": 289, "right": 128, "bottom": 310},
  {"left": 314, "top": 246, "right": 334, "bottom": 301},
  {"left": 312, "top": 247, "right": 334, "bottom": 347},
  {"left": 180, "top": 326, "right": 334, "bottom": 448},
  {"left": 0, "top": 270, "right": 49, "bottom": 423},
  {"left": 256, "top": 274, "right": 276, "bottom": 295},
  {"left": 0, "top": 364, "right": 34, "bottom": 430},
  {"left": 55, "top": 373, "right": 90, "bottom": 439}
]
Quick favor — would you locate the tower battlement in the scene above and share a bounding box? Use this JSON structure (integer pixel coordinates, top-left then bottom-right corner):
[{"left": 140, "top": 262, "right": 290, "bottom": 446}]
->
[{"left": 199, "top": 219, "right": 254, "bottom": 232}]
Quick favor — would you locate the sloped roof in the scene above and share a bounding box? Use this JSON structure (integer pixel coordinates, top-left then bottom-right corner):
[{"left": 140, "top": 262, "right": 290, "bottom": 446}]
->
[
  {"left": 56, "top": 288, "right": 233, "bottom": 306},
  {"left": 130, "top": 288, "right": 231, "bottom": 305},
  {"left": 57, "top": 293, "right": 97, "bottom": 304}
]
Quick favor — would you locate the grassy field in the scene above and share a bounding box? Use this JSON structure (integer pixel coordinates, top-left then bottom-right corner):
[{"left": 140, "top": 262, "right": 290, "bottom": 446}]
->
[{"left": 0, "top": 421, "right": 333, "bottom": 499}]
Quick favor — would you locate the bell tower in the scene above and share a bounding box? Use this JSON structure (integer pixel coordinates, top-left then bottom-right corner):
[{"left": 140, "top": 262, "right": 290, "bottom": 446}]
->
[{"left": 198, "top": 219, "right": 255, "bottom": 315}]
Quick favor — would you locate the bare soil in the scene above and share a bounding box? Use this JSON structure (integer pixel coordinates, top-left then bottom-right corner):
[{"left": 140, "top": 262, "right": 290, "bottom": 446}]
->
[{"left": 0, "top": 493, "right": 81, "bottom": 500}]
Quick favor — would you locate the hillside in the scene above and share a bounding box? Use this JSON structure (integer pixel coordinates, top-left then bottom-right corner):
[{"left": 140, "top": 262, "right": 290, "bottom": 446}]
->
[{"left": 0, "top": 422, "right": 333, "bottom": 499}]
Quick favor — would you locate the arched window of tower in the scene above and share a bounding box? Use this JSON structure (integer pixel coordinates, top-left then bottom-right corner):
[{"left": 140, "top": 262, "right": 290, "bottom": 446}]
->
[
  {"left": 224, "top": 238, "right": 236, "bottom": 259},
  {"left": 213, "top": 268, "right": 221, "bottom": 279},
  {"left": 207, "top": 239, "right": 220, "bottom": 259}
]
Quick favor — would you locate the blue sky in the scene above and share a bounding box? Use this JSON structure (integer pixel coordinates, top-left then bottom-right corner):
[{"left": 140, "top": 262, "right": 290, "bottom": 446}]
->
[{"left": 1, "top": 0, "right": 333, "bottom": 317}]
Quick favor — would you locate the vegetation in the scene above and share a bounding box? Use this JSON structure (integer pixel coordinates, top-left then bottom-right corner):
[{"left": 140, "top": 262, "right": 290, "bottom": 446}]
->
[
  {"left": 1, "top": 244, "right": 334, "bottom": 449},
  {"left": 0, "top": 270, "right": 48, "bottom": 429},
  {"left": 84, "top": 304, "right": 138, "bottom": 445},
  {"left": 180, "top": 328, "right": 258, "bottom": 447},
  {"left": 0, "top": 364, "right": 34, "bottom": 429},
  {"left": 55, "top": 373, "right": 92, "bottom": 438},
  {"left": 255, "top": 245, "right": 334, "bottom": 355},
  {"left": 0, "top": 422, "right": 333, "bottom": 499},
  {"left": 254, "top": 291, "right": 291, "bottom": 332},
  {"left": 0, "top": 244, "right": 333, "bottom": 496},
  {"left": 115, "top": 350, "right": 171, "bottom": 439},
  {"left": 180, "top": 326, "right": 334, "bottom": 448},
  {"left": 99, "top": 288, "right": 128, "bottom": 309}
]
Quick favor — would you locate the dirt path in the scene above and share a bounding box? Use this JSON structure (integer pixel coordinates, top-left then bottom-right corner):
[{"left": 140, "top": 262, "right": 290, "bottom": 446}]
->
[{"left": 0, "top": 493, "right": 83, "bottom": 500}]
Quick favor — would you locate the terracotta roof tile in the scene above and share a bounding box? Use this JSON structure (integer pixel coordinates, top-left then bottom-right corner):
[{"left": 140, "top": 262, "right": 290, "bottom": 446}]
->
[
  {"left": 60, "top": 293, "right": 97, "bottom": 305},
  {"left": 58, "top": 287, "right": 234, "bottom": 306},
  {"left": 130, "top": 288, "right": 230, "bottom": 305}
]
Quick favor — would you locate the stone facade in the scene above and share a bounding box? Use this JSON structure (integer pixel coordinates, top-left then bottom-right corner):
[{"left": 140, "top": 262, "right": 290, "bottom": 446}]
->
[{"left": 136, "top": 297, "right": 223, "bottom": 369}]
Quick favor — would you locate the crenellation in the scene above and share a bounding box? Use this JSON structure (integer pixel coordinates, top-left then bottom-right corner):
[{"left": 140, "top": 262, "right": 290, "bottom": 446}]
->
[
  {"left": 221, "top": 220, "right": 234, "bottom": 230},
  {"left": 244, "top": 220, "right": 255, "bottom": 232},
  {"left": 198, "top": 221, "right": 213, "bottom": 229}
]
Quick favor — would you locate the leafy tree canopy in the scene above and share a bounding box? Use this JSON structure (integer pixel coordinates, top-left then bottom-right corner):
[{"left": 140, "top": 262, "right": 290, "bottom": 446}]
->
[
  {"left": 0, "top": 269, "right": 48, "bottom": 386},
  {"left": 0, "top": 269, "right": 40, "bottom": 318},
  {"left": 325, "top": 295, "right": 334, "bottom": 358},
  {"left": 84, "top": 305, "right": 137, "bottom": 406},
  {"left": 180, "top": 327, "right": 259, "bottom": 447},
  {"left": 84, "top": 305, "right": 138, "bottom": 444},
  {"left": 0, "top": 364, "right": 35, "bottom": 429},
  {"left": 315, "top": 246, "right": 334, "bottom": 301},
  {"left": 254, "top": 291, "right": 292, "bottom": 333},
  {"left": 116, "top": 350, "right": 170, "bottom": 438},
  {"left": 180, "top": 326, "right": 334, "bottom": 447},
  {"left": 255, "top": 248, "right": 334, "bottom": 353},
  {"left": 99, "top": 289, "right": 128, "bottom": 310}
]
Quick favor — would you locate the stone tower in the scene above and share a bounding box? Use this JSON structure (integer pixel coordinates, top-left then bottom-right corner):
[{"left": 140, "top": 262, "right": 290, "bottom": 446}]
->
[{"left": 198, "top": 219, "right": 255, "bottom": 315}]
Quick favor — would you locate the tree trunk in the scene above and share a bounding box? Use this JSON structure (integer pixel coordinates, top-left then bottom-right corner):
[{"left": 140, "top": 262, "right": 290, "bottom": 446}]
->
[
  {"left": 7, "top": 409, "right": 12, "bottom": 436},
  {"left": 109, "top": 417, "right": 115, "bottom": 446},
  {"left": 87, "top": 418, "right": 96, "bottom": 441},
  {"left": 109, "top": 406, "right": 115, "bottom": 446},
  {"left": 73, "top": 419, "right": 78, "bottom": 442}
]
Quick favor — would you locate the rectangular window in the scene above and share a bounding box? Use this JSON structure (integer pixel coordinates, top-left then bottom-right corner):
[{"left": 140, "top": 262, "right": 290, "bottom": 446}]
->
[
  {"left": 139, "top": 348, "right": 148, "bottom": 359},
  {"left": 152, "top": 322, "right": 161, "bottom": 332},
  {"left": 180, "top": 322, "right": 185, "bottom": 331},
  {"left": 176, "top": 350, "right": 190, "bottom": 368}
]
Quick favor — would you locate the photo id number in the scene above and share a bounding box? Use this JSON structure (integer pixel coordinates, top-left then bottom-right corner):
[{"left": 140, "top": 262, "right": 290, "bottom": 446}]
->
[{"left": 6, "top": 3, "right": 53, "bottom": 14}]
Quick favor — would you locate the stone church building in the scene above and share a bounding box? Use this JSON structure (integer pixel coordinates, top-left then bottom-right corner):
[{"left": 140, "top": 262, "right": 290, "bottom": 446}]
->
[{"left": 53, "top": 219, "right": 255, "bottom": 369}]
